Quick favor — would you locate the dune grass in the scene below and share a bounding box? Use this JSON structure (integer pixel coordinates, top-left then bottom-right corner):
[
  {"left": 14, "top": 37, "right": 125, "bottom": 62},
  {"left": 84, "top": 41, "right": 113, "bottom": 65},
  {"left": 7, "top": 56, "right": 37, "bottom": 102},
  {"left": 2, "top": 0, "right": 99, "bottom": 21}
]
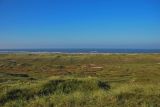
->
[
  {"left": 0, "top": 54, "right": 160, "bottom": 107},
  {"left": 0, "top": 76, "right": 110, "bottom": 107}
]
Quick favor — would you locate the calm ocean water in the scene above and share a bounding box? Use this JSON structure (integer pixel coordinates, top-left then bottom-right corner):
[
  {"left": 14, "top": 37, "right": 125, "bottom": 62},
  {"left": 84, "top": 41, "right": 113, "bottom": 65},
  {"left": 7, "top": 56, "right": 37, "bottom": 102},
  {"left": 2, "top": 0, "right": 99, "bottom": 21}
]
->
[{"left": 0, "top": 49, "right": 160, "bottom": 54}]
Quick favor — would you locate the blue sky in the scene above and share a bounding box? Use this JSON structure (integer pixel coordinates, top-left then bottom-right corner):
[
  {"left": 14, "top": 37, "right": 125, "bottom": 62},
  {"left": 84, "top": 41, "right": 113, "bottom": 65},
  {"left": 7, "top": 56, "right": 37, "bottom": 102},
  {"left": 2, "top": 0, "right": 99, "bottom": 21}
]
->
[{"left": 0, "top": 0, "right": 160, "bottom": 49}]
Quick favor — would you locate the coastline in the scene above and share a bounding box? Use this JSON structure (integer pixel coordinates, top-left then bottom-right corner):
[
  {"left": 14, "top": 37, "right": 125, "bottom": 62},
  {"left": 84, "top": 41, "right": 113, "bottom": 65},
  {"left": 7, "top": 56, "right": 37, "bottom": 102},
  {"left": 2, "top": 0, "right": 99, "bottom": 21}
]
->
[
  {"left": 0, "top": 49, "right": 160, "bottom": 54},
  {"left": 0, "top": 52, "right": 160, "bottom": 55}
]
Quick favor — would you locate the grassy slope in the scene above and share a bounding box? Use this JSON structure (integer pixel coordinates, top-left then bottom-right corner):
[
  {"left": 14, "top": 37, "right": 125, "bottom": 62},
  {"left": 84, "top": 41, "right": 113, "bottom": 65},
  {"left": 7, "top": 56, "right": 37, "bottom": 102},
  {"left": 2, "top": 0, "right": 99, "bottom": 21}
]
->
[{"left": 0, "top": 54, "right": 160, "bottom": 107}]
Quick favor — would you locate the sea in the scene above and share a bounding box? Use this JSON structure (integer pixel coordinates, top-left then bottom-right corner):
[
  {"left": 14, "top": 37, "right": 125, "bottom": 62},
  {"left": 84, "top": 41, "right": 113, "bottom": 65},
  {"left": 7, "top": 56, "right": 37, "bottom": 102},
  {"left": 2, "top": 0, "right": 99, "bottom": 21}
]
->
[{"left": 0, "top": 49, "right": 160, "bottom": 54}]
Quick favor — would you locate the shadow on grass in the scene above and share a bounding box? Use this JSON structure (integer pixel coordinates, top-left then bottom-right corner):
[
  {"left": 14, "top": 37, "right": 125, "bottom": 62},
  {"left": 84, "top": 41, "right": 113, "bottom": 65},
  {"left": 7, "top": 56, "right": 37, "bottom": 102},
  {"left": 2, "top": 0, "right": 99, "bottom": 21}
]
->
[
  {"left": 7, "top": 73, "right": 29, "bottom": 77},
  {"left": 0, "top": 89, "right": 33, "bottom": 105}
]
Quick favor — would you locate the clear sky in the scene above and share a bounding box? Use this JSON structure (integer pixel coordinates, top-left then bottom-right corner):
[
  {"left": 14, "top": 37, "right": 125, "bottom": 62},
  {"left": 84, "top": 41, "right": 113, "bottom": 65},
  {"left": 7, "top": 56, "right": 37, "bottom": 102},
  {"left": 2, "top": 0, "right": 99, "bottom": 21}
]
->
[{"left": 0, "top": 0, "right": 160, "bottom": 49}]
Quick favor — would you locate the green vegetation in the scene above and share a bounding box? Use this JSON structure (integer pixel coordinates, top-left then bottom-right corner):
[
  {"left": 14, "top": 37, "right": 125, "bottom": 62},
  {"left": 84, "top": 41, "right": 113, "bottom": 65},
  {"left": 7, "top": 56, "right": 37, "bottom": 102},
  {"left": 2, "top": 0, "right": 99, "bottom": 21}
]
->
[{"left": 0, "top": 54, "right": 160, "bottom": 107}]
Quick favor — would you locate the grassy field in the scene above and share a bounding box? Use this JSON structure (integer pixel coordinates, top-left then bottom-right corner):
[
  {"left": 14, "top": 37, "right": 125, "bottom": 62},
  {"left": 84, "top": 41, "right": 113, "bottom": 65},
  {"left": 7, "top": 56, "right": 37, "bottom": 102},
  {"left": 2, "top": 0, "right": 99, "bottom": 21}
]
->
[{"left": 0, "top": 53, "right": 160, "bottom": 107}]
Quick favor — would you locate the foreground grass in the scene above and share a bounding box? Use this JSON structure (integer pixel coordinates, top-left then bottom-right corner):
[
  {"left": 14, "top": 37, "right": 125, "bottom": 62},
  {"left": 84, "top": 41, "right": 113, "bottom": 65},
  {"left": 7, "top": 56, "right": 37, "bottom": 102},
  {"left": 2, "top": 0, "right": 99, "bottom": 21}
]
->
[
  {"left": 1, "top": 76, "right": 160, "bottom": 107},
  {"left": 0, "top": 54, "right": 160, "bottom": 107},
  {"left": 0, "top": 77, "right": 110, "bottom": 107}
]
